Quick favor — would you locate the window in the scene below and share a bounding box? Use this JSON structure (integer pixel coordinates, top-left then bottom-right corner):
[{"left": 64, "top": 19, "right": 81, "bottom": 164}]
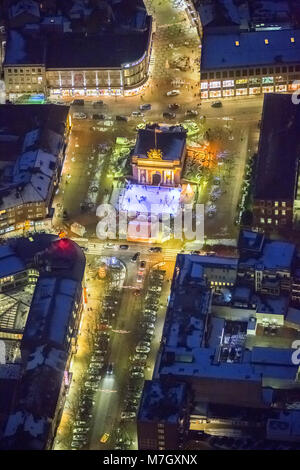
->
[
  {"left": 269, "top": 67, "right": 274, "bottom": 74},
  {"left": 235, "top": 41, "right": 240, "bottom": 46},
  {"left": 282, "top": 201, "right": 286, "bottom": 207},
  {"left": 275, "top": 67, "right": 281, "bottom": 73},
  {"left": 242, "top": 69, "right": 248, "bottom": 76},
  {"left": 275, "top": 201, "right": 278, "bottom": 207},
  {"left": 201, "top": 72, "right": 207, "bottom": 79},
  {"left": 289, "top": 66, "right": 294, "bottom": 72},
  {"left": 229, "top": 70, "right": 234, "bottom": 77},
  {"left": 235, "top": 70, "right": 241, "bottom": 77},
  {"left": 223, "top": 80, "right": 234, "bottom": 87},
  {"left": 249, "top": 69, "right": 254, "bottom": 76},
  {"left": 210, "top": 81, "right": 221, "bottom": 89},
  {"left": 282, "top": 210, "right": 286, "bottom": 215},
  {"left": 260, "top": 218, "right": 265, "bottom": 224},
  {"left": 262, "top": 68, "right": 267, "bottom": 74},
  {"left": 291, "top": 37, "right": 295, "bottom": 43},
  {"left": 264, "top": 39, "right": 269, "bottom": 45},
  {"left": 282, "top": 66, "right": 287, "bottom": 73},
  {"left": 209, "top": 72, "right": 214, "bottom": 79},
  {"left": 256, "top": 68, "right": 261, "bottom": 75},
  {"left": 267, "top": 218, "right": 272, "bottom": 224},
  {"left": 222, "top": 71, "right": 228, "bottom": 78},
  {"left": 275, "top": 210, "right": 278, "bottom": 215}
]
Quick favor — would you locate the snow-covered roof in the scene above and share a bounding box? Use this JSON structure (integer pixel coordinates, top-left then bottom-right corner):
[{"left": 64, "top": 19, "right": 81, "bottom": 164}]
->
[
  {"left": 0, "top": 245, "right": 26, "bottom": 277},
  {"left": 23, "top": 276, "right": 79, "bottom": 347},
  {"left": 10, "top": 0, "right": 40, "bottom": 19}
]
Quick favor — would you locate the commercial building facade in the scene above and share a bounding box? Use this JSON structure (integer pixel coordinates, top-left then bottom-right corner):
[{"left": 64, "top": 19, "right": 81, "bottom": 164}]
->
[
  {"left": 4, "top": 16, "right": 153, "bottom": 99},
  {"left": 200, "top": 29, "right": 300, "bottom": 99},
  {"left": 0, "top": 234, "right": 85, "bottom": 449}
]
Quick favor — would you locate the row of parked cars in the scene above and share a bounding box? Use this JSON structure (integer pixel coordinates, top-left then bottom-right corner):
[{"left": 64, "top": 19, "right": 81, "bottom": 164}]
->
[{"left": 70, "top": 331, "right": 110, "bottom": 449}]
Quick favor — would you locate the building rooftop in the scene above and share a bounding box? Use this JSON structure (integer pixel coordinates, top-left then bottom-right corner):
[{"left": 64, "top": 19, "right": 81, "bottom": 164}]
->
[
  {"left": 138, "top": 380, "right": 187, "bottom": 423},
  {"left": 133, "top": 124, "right": 187, "bottom": 162},
  {"left": 239, "top": 238, "right": 295, "bottom": 271},
  {"left": 254, "top": 93, "right": 300, "bottom": 201},
  {"left": 5, "top": 15, "right": 151, "bottom": 69},
  {"left": 201, "top": 28, "right": 300, "bottom": 70},
  {"left": 4, "top": 30, "right": 45, "bottom": 65},
  {"left": 46, "top": 26, "right": 150, "bottom": 69}
]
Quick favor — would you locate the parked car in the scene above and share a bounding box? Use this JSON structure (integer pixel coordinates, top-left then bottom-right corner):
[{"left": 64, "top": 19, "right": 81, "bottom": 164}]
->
[
  {"left": 211, "top": 101, "right": 222, "bottom": 108},
  {"left": 131, "top": 252, "right": 140, "bottom": 262},
  {"left": 185, "top": 109, "right": 198, "bottom": 117},
  {"left": 132, "top": 111, "right": 144, "bottom": 117},
  {"left": 92, "top": 100, "right": 104, "bottom": 107},
  {"left": 139, "top": 103, "right": 151, "bottom": 111},
  {"left": 139, "top": 260, "right": 146, "bottom": 270},
  {"left": 119, "top": 244, "right": 129, "bottom": 250},
  {"left": 163, "top": 111, "right": 176, "bottom": 119},
  {"left": 166, "top": 90, "right": 180, "bottom": 96},
  {"left": 73, "top": 112, "right": 87, "bottom": 119},
  {"left": 121, "top": 412, "right": 136, "bottom": 421},
  {"left": 92, "top": 113, "right": 105, "bottom": 120},
  {"left": 136, "top": 345, "right": 150, "bottom": 353},
  {"left": 72, "top": 99, "right": 84, "bottom": 105}
]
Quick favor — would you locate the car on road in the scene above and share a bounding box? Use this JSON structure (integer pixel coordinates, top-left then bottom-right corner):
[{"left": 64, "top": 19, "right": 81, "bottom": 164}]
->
[
  {"left": 166, "top": 90, "right": 180, "bottom": 96},
  {"left": 93, "top": 100, "right": 104, "bottom": 107},
  {"left": 119, "top": 244, "right": 129, "bottom": 250},
  {"left": 74, "top": 427, "right": 90, "bottom": 433},
  {"left": 211, "top": 101, "right": 222, "bottom": 108},
  {"left": 168, "top": 103, "right": 180, "bottom": 110},
  {"left": 139, "top": 103, "right": 151, "bottom": 111},
  {"left": 131, "top": 252, "right": 140, "bottom": 262},
  {"left": 73, "top": 112, "right": 87, "bottom": 119},
  {"left": 100, "top": 432, "right": 110, "bottom": 443},
  {"left": 134, "top": 353, "right": 148, "bottom": 360},
  {"left": 130, "top": 371, "right": 144, "bottom": 378},
  {"left": 139, "top": 260, "right": 146, "bottom": 270},
  {"left": 163, "top": 111, "right": 176, "bottom": 119},
  {"left": 149, "top": 246, "right": 162, "bottom": 252},
  {"left": 107, "top": 363, "right": 113, "bottom": 375},
  {"left": 92, "top": 113, "right": 105, "bottom": 120},
  {"left": 132, "top": 111, "right": 144, "bottom": 117},
  {"left": 72, "top": 99, "right": 84, "bottom": 105},
  {"left": 185, "top": 109, "right": 198, "bottom": 117},
  {"left": 116, "top": 115, "right": 128, "bottom": 122}
]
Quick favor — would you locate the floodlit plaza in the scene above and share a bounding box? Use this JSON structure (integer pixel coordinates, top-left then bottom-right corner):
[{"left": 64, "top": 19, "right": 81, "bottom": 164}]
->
[{"left": 118, "top": 184, "right": 182, "bottom": 217}]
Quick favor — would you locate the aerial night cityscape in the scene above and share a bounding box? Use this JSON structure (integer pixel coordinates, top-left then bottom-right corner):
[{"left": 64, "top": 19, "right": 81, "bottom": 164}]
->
[{"left": 1, "top": 0, "right": 300, "bottom": 459}]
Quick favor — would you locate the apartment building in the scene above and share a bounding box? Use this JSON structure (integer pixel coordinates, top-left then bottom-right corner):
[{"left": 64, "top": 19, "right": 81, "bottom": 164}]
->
[{"left": 0, "top": 104, "right": 70, "bottom": 234}]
